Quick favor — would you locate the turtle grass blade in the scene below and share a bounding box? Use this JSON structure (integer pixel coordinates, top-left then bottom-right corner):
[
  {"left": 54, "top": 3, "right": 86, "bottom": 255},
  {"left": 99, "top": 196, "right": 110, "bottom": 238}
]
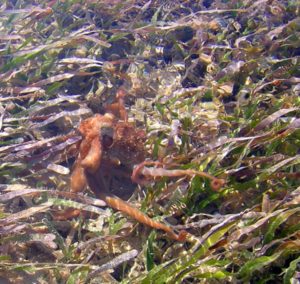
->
[
  {"left": 237, "top": 252, "right": 282, "bottom": 281},
  {"left": 0, "top": 202, "right": 52, "bottom": 225},
  {"left": 263, "top": 207, "right": 300, "bottom": 245},
  {"left": 140, "top": 222, "right": 236, "bottom": 283},
  {"left": 0, "top": 0, "right": 299, "bottom": 282},
  {"left": 283, "top": 255, "right": 300, "bottom": 284},
  {"left": 253, "top": 107, "right": 299, "bottom": 132},
  {"left": 229, "top": 209, "right": 286, "bottom": 242},
  {"left": 0, "top": 186, "right": 107, "bottom": 208},
  {"left": 146, "top": 231, "right": 156, "bottom": 271},
  {"left": 86, "top": 249, "right": 138, "bottom": 281}
]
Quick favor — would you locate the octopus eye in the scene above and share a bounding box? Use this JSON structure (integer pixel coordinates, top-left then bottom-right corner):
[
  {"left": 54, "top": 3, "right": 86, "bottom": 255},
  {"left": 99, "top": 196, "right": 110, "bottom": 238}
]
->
[
  {"left": 103, "top": 134, "right": 114, "bottom": 148},
  {"left": 101, "top": 127, "right": 114, "bottom": 148}
]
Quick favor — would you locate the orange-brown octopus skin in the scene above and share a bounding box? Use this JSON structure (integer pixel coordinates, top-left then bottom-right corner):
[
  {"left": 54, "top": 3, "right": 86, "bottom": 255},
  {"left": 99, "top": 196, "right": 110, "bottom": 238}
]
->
[
  {"left": 105, "top": 88, "right": 128, "bottom": 121},
  {"left": 78, "top": 113, "right": 115, "bottom": 140},
  {"left": 131, "top": 161, "right": 226, "bottom": 191},
  {"left": 70, "top": 159, "right": 87, "bottom": 193},
  {"left": 105, "top": 196, "right": 187, "bottom": 242},
  {"left": 81, "top": 136, "right": 102, "bottom": 173},
  {"left": 70, "top": 105, "right": 188, "bottom": 241},
  {"left": 76, "top": 113, "right": 116, "bottom": 173}
]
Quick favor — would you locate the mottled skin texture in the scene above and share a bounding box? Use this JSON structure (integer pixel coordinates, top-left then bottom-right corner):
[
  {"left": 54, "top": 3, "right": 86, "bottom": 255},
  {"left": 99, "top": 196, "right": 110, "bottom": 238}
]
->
[
  {"left": 70, "top": 91, "right": 187, "bottom": 241},
  {"left": 70, "top": 112, "right": 146, "bottom": 196}
]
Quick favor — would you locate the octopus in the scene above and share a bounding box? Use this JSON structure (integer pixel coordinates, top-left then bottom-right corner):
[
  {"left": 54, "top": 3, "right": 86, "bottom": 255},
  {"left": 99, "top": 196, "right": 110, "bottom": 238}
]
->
[{"left": 70, "top": 89, "right": 225, "bottom": 242}]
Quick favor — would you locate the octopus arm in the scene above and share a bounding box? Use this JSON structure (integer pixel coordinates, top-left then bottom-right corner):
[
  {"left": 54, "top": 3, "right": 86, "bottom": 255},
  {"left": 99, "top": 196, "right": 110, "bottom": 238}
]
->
[{"left": 81, "top": 136, "right": 102, "bottom": 173}]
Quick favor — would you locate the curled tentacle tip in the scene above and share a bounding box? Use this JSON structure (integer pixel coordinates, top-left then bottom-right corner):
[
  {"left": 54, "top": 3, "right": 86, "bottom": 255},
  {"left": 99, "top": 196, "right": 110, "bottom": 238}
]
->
[
  {"left": 210, "top": 178, "right": 226, "bottom": 191},
  {"left": 177, "top": 230, "right": 188, "bottom": 242}
]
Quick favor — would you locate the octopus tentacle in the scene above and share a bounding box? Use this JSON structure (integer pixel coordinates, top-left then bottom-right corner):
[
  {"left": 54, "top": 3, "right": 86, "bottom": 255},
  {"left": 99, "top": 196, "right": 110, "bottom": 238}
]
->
[
  {"left": 105, "top": 196, "right": 187, "bottom": 242},
  {"left": 70, "top": 159, "right": 87, "bottom": 193},
  {"left": 69, "top": 94, "right": 197, "bottom": 242},
  {"left": 81, "top": 136, "right": 102, "bottom": 173},
  {"left": 132, "top": 161, "right": 226, "bottom": 191}
]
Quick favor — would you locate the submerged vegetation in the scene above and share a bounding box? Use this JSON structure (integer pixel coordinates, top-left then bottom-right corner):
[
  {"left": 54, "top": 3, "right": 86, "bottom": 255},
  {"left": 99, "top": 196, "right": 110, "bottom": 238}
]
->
[{"left": 0, "top": 0, "right": 299, "bottom": 282}]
